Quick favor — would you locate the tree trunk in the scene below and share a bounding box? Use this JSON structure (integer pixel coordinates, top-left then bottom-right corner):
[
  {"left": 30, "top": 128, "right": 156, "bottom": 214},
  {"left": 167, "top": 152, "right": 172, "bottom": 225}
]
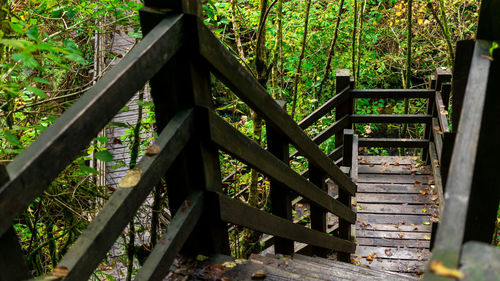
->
[{"left": 291, "top": 0, "right": 312, "bottom": 120}]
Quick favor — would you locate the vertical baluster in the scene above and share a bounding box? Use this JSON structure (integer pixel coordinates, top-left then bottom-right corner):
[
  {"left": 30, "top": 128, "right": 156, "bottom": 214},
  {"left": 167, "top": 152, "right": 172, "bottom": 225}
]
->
[
  {"left": 139, "top": 0, "right": 229, "bottom": 255},
  {"left": 337, "top": 130, "right": 354, "bottom": 262},
  {"left": 0, "top": 166, "right": 31, "bottom": 281},
  {"left": 309, "top": 164, "right": 327, "bottom": 257},
  {"left": 268, "top": 100, "right": 294, "bottom": 255}
]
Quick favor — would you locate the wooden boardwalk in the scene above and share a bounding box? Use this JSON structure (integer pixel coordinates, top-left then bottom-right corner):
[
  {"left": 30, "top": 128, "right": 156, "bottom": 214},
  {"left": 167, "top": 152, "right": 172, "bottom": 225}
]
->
[{"left": 352, "top": 156, "right": 437, "bottom": 276}]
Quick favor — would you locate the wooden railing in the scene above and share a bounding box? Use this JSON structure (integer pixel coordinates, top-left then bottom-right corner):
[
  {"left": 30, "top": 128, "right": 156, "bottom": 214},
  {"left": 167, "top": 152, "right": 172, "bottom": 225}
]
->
[
  {"left": 424, "top": 36, "right": 500, "bottom": 280},
  {"left": 0, "top": 1, "right": 358, "bottom": 280}
]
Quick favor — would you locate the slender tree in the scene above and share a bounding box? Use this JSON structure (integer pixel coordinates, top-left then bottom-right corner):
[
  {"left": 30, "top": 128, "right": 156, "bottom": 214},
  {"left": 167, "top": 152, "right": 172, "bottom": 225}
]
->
[
  {"left": 291, "top": 0, "right": 312, "bottom": 120},
  {"left": 315, "top": 0, "right": 346, "bottom": 103}
]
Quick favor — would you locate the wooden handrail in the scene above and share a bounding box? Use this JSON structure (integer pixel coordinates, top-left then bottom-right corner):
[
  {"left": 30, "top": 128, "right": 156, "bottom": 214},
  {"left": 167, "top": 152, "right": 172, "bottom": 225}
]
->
[
  {"left": 0, "top": 14, "right": 185, "bottom": 238},
  {"left": 196, "top": 20, "right": 356, "bottom": 196},
  {"left": 56, "top": 110, "right": 194, "bottom": 281},
  {"left": 350, "top": 114, "right": 432, "bottom": 124},
  {"left": 350, "top": 89, "right": 435, "bottom": 99},
  {"left": 435, "top": 91, "right": 451, "bottom": 133},
  {"left": 217, "top": 193, "right": 355, "bottom": 253},
  {"left": 204, "top": 108, "right": 355, "bottom": 223},
  {"left": 426, "top": 40, "right": 494, "bottom": 279},
  {"left": 298, "top": 86, "right": 350, "bottom": 129},
  {"left": 134, "top": 191, "right": 204, "bottom": 281}
]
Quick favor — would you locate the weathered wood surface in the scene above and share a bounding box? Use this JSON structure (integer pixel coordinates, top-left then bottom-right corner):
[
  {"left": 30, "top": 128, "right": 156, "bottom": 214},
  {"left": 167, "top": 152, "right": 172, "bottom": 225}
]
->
[
  {"left": 350, "top": 114, "right": 432, "bottom": 124},
  {"left": 217, "top": 193, "right": 355, "bottom": 253},
  {"left": 0, "top": 14, "right": 185, "bottom": 238},
  {"left": 206, "top": 109, "right": 355, "bottom": 223},
  {"left": 350, "top": 89, "right": 434, "bottom": 99},
  {"left": 56, "top": 110, "right": 194, "bottom": 281},
  {"left": 460, "top": 242, "right": 500, "bottom": 281},
  {"left": 355, "top": 156, "right": 435, "bottom": 276},
  {"left": 359, "top": 138, "right": 429, "bottom": 148},
  {"left": 220, "top": 254, "right": 418, "bottom": 281},
  {"left": 134, "top": 191, "right": 204, "bottom": 281},
  {"left": 428, "top": 40, "right": 494, "bottom": 277},
  {"left": 197, "top": 20, "right": 356, "bottom": 196},
  {"left": 357, "top": 174, "right": 431, "bottom": 184},
  {"left": 298, "top": 86, "right": 350, "bottom": 129}
]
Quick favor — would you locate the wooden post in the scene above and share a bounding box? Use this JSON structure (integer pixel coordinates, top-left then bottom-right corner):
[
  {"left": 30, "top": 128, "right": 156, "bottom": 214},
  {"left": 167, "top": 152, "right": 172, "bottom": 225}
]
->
[
  {"left": 0, "top": 166, "right": 31, "bottom": 281},
  {"left": 335, "top": 69, "right": 353, "bottom": 151},
  {"left": 423, "top": 68, "right": 451, "bottom": 162},
  {"left": 309, "top": 164, "right": 327, "bottom": 257},
  {"left": 337, "top": 129, "right": 354, "bottom": 262},
  {"left": 451, "top": 40, "right": 474, "bottom": 131},
  {"left": 267, "top": 100, "right": 294, "bottom": 255},
  {"left": 139, "top": 0, "right": 229, "bottom": 255},
  {"left": 463, "top": 46, "right": 500, "bottom": 244}
]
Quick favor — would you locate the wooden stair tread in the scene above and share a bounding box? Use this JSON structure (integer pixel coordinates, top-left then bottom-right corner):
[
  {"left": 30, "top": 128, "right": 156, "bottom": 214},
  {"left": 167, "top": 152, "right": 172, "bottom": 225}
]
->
[{"left": 354, "top": 155, "right": 437, "bottom": 277}]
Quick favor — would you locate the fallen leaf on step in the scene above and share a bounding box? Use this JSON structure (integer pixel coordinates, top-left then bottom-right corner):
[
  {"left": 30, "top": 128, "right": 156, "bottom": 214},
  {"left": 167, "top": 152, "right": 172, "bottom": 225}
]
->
[
  {"left": 398, "top": 233, "right": 404, "bottom": 238},
  {"left": 385, "top": 249, "right": 393, "bottom": 256},
  {"left": 393, "top": 162, "right": 400, "bottom": 166},
  {"left": 251, "top": 270, "right": 267, "bottom": 278},
  {"left": 429, "top": 260, "right": 465, "bottom": 279}
]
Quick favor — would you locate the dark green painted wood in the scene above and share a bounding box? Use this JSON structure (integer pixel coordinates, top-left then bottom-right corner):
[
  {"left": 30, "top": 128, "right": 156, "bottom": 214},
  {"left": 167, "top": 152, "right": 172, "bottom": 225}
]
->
[
  {"left": 0, "top": 166, "right": 31, "bottom": 281},
  {"left": 197, "top": 21, "right": 356, "bottom": 196},
  {"left": 359, "top": 138, "right": 429, "bottom": 148},
  {"left": 205, "top": 109, "right": 355, "bottom": 223},
  {"left": 57, "top": 110, "right": 194, "bottom": 281},
  {"left": 0, "top": 14, "right": 185, "bottom": 238},
  {"left": 217, "top": 193, "right": 355, "bottom": 253},
  {"left": 134, "top": 191, "right": 204, "bottom": 281},
  {"left": 338, "top": 129, "right": 355, "bottom": 262},
  {"left": 350, "top": 89, "right": 434, "bottom": 99},
  {"left": 460, "top": 242, "right": 500, "bottom": 281},
  {"left": 426, "top": 40, "right": 493, "bottom": 280},
  {"left": 267, "top": 100, "right": 294, "bottom": 255},
  {"left": 350, "top": 114, "right": 432, "bottom": 124},
  {"left": 298, "top": 86, "right": 350, "bottom": 129}
]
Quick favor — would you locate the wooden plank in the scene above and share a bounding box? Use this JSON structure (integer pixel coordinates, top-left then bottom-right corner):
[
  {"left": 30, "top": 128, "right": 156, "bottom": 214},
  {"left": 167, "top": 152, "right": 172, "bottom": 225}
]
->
[
  {"left": 290, "top": 254, "right": 420, "bottom": 280},
  {"left": 267, "top": 100, "right": 294, "bottom": 255},
  {"left": 357, "top": 230, "right": 430, "bottom": 240},
  {"left": 428, "top": 142, "right": 444, "bottom": 216},
  {"left": 197, "top": 21, "right": 356, "bottom": 196},
  {"left": 358, "top": 156, "right": 419, "bottom": 165},
  {"left": 359, "top": 138, "right": 429, "bottom": 148},
  {"left": 356, "top": 259, "right": 425, "bottom": 274},
  {"left": 351, "top": 135, "right": 359, "bottom": 183},
  {"left": 206, "top": 109, "right": 355, "bottom": 223},
  {"left": 461, "top": 241, "right": 500, "bottom": 281},
  {"left": 476, "top": 0, "right": 500, "bottom": 40},
  {"left": 356, "top": 246, "right": 431, "bottom": 260},
  {"left": 251, "top": 254, "right": 417, "bottom": 281},
  {"left": 435, "top": 92, "right": 450, "bottom": 133},
  {"left": 338, "top": 129, "right": 354, "bottom": 262},
  {"left": 134, "top": 191, "right": 204, "bottom": 281},
  {"left": 357, "top": 193, "right": 432, "bottom": 204},
  {"left": 298, "top": 86, "right": 350, "bottom": 129},
  {"left": 357, "top": 203, "right": 430, "bottom": 215},
  {"left": 357, "top": 174, "right": 430, "bottom": 184},
  {"left": 356, "top": 238, "right": 430, "bottom": 248},
  {"left": 356, "top": 223, "right": 432, "bottom": 232},
  {"left": 451, "top": 40, "right": 474, "bottom": 130},
  {"left": 431, "top": 118, "right": 443, "bottom": 162},
  {"left": 357, "top": 183, "right": 425, "bottom": 194},
  {"left": 0, "top": 166, "right": 31, "bottom": 281},
  {"left": 0, "top": 14, "right": 185, "bottom": 237},
  {"left": 358, "top": 165, "right": 430, "bottom": 175},
  {"left": 56, "top": 110, "right": 194, "bottom": 281},
  {"left": 350, "top": 89, "right": 435, "bottom": 99},
  {"left": 429, "top": 40, "right": 493, "bottom": 272},
  {"left": 358, "top": 214, "right": 431, "bottom": 225},
  {"left": 351, "top": 114, "right": 432, "bottom": 124},
  {"left": 217, "top": 194, "right": 355, "bottom": 253}
]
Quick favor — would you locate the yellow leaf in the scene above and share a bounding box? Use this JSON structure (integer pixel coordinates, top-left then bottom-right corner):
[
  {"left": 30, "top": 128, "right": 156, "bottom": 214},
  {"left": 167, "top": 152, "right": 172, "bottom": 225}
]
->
[
  {"left": 119, "top": 168, "right": 142, "bottom": 188},
  {"left": 429, "top": 260, "right": 465, "bottom": 279},
  {"left": 251, "top": 270, "right": 267, "bottom": 278}
]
